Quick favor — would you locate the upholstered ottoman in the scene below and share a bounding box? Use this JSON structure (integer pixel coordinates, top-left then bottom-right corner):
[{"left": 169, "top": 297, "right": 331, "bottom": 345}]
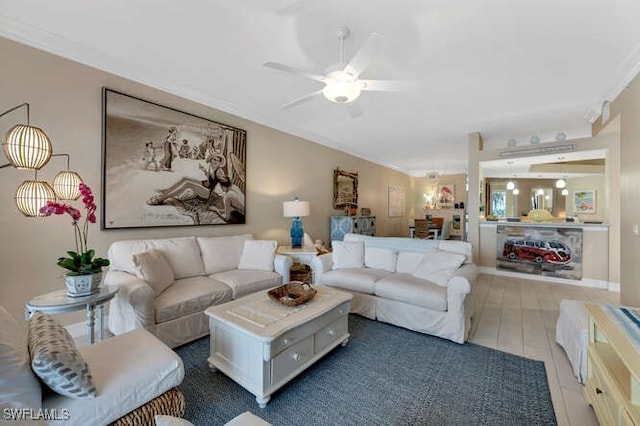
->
[{"left": 556, "top": 299, "right": 589, "bottom": 383}]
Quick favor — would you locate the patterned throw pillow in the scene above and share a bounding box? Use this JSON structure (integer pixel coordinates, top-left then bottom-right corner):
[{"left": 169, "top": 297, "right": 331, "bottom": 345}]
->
[{"left": 27, "top": 312, "right": 96, "bottom": 398}]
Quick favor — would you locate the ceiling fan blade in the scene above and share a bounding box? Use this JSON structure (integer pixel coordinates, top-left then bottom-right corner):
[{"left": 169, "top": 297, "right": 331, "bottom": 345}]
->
[
  {"left": 347, "top": 102, "right": 363, "bottom": 119},
  {"left": 360, "top": 79, "right": 423, "bottom": 92},
  {"left": 263, "top": 62, "right": 326, "bottom": 83},
  {"left": 344, "top": 33, "right": 384, "bottom": 78},
  {"left": 281, "top": 90, "right": 324, "bottom": 109}
]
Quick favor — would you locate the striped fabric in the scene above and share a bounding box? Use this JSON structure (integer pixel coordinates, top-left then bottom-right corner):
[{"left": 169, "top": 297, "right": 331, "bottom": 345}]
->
[
  {"left": 603, "top": 305, "right": 640, "bottom": 350},
  {"left": 28, "top": 311, "right": 96, "bottom": 398}
]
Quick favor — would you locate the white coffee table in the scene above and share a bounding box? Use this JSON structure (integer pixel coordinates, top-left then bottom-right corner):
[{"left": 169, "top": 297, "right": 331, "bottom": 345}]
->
[{"left": 205, "top": 285, "right": 352, "bottom": 408}]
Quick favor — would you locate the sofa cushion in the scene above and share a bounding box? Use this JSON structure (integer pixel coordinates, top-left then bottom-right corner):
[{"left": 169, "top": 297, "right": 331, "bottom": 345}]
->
[
  {"left": 198, "top": 234, "right": 253, "bottom": 274},
  {"left": 237, "top": 240, "right": 277, "bottom": 271},
  {"left": 212, "top": 270, "right": 282, "bottom": 299},
  {"left": 28, "top": 312, "right": 96, "bottom": 398},
  {"left": 43, "top": 328, "right": 184, "bottom": 426},
  {"left": 396, "top": 252, "right": 426, "bottom": 274},
  {"left": 0, "top": 306, "right": 42, "bottom": 411},
  {"left": 155, "top": 277, "right": 233, "bottom": 324},
  {"left": 364, "top": 247, "right": 397, "bottom": 272},
  {"left": 412, "top": 248, "right": 466, "bottom": 287},
  {"left": 109, "top": 236, "right": 205, "bottom": 280},
  {"left": 332, "top": 241, "right": 364, "bottom": 269},
  {"left": 133, "top": 249, "right": 175, "bottom": 295},
  {"left": 375, "top": 273, "right": 448, "bottom": 312},
  {"left": 322, "top": 268, "right": 391, "bottom": 294},
  {"left": 438, "top": 240, "right": 473, "bottom": 264}
]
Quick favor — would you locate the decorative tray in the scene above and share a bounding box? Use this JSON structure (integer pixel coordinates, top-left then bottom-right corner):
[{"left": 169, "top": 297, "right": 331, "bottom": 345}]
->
[{"left": 268, "top": 282, "right": 317, "bottom": 307}]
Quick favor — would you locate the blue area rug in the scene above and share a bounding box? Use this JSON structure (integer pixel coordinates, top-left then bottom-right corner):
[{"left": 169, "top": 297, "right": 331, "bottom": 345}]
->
[{"left": 176, "top": 315, "right": 557, "bottom": 425}]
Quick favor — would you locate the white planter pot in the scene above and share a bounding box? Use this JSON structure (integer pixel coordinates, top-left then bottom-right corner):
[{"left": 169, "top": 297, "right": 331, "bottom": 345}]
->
[{"left": 65, "top": 272, "right": 103, "bottom": 297}]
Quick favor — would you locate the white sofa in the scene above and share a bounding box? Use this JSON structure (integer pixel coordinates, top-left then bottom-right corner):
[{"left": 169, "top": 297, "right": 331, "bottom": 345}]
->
[
  {"left": 105, "top": 234, "right": 292, "bottom": 348},
  {"left": 312, "top": 233, "right": 477, "bottom": 343}
]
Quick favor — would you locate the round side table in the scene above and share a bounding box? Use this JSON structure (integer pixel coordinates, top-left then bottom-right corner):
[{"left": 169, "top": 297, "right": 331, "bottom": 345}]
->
[{"left": 25, "top": 286, "right": 119, "bottom": 344}]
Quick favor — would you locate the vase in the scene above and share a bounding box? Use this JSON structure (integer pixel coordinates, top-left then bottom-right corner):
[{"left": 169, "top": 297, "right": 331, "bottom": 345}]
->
[{"left": 65, "top": 271, "right": 103, "bottom": 297}]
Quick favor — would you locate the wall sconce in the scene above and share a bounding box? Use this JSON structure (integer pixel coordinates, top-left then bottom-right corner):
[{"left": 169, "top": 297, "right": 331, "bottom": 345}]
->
[
  {"left": 283, "top": 197, "right": 310, "bottom": 248},
  {"left": 1, "top": 103, "right": 83, "bottom": 216}
]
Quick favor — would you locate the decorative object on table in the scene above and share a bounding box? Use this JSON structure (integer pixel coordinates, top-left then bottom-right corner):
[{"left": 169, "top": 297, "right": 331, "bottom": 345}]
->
[
  {"left": 102, "top": 88, "right": 247, "bottom": 229},
  {"left": 283, "top": 197, "right": 310, "bottom": 248},
  {"left": 527, "top": 208, "right": 552, "bottom": 222},
  {"left": 388, "top": 186, "right": 405, "bottom": 217},
  {"left": 314, "top": 239, "right": 331, "bottom": 255},
  {"left": 360, "top": 207, "right": 371, "bottom": 216},
  {"left": 39, "top": 183, "right": 110, "bottom": 296},
  {"left": 1, "top": 103, "right": 84, "bottom": 217},
  {"left": 333, "top": 167, "right": 358, "bottom": 210},
  {"left": 267, "top": 282, "right": 317, "bottom": 306},
  {"left": 572, "top": 190, "right": 596, "bottom": 214}
]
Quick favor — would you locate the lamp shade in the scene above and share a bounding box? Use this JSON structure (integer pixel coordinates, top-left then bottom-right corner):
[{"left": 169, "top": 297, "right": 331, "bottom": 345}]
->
[
  {"left": 2, "top": 124, "right": 53, "bottom": 170},
  {"left": 555, "top": 178, "right": 566, "bottom": 189},
  {"left": 506, "top": 181, "right": 515, "bottom": 190},
  {"left": 283, "top": 200, "right": 310, "bottom": 217},
  {"left": 53, "top": 170, "right": 83, "bottom": 200},
  {"left": 15, "top": 180, "right": 56, "bottom": 217}
]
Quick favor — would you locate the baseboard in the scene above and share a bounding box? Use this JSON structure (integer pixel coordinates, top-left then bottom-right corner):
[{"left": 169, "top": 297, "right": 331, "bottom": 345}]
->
[{"left": 479, "top": 266, "right": 616, "bottom": 291}]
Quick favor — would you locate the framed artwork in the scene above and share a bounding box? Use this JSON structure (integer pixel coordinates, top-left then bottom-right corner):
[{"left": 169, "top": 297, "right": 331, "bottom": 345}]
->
[
  {"left": 101, "top": 88, "right": 247, "bottom": 229},
  {"left": 388, "top": 186, "right": 405, "bottom": 217},
  {"left": 495, "top": 224, "right": 583, "bottom": 280},
  {"left": 572, "top": 190, "right": 596, "bottom": 214},
  {"left": 437, "top": 183, "right": 455, "bottom": 207}
]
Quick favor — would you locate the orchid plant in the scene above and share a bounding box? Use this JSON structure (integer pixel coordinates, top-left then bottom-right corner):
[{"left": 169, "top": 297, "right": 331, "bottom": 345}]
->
[{"left": 40, "top": 183, "right": 110, "bottom": 276}]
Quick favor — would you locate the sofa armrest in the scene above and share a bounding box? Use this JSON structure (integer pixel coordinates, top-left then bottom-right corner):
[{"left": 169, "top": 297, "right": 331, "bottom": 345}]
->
[
  {"left": 274, "top": 254, "right": 293, "bottom": 283},
  {"left": 311, "top": 253, "right": 333, "bottom": 284},
  {"left": 446, "top": 264, "right": 477, "bottom": 316},
  {"left": 104, "top": 270, "right": 156, "bottom": 335}
]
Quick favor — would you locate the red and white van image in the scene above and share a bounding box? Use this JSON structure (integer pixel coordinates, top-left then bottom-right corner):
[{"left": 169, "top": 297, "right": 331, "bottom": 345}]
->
[{"left": 502, "top": 238, "right": 571, "bottom": 265}]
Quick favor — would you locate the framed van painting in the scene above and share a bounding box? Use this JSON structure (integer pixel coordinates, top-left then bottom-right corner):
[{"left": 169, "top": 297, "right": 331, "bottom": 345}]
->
[
  {"left": 102, "top": 88, "right": 247, "bottom": 229},
  {"left": 572, "top": 190, "right": 596, "bottom": 214}
]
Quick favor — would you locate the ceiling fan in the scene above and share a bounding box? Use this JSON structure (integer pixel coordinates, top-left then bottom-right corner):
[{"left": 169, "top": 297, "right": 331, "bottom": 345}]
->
[{"left": 263, "top": 27, "right": 418, "bottom": 117}]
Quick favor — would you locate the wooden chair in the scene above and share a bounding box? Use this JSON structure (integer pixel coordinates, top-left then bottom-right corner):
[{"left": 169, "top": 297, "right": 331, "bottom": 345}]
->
[
  {"left": 432, "top": 217, "right": 444, "bottom": 231},
  {"left": 414, "top": 219, "right": 433, "bottom": 239}
]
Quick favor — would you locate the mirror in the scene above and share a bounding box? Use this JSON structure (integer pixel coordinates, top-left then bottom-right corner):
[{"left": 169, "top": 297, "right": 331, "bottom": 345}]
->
[
  {"left": 485, "top": 179, "right": 565, "bottom": 218},
  {"left": 333, "top": 168, "right": 358, "bottom": 209}
]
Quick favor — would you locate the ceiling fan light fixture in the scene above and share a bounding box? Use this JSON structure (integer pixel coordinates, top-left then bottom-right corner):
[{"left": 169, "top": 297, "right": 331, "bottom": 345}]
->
[{"left": 322, "top": 71, "right": 362, "bottom": 104}]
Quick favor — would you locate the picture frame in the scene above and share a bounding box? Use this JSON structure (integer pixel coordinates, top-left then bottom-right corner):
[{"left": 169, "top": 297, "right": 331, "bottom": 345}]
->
[
  {"left": 388, "top": 186, "right": 405, "bottom": 217},
  {"left": 101, "top": 88, "right": 247, "bottom": 229},
  {"left": 572, "top": 190, "right": 596, "bottom": 214},
  {"left": 437, "top": 183, "right": 455, "bottom": 208}
]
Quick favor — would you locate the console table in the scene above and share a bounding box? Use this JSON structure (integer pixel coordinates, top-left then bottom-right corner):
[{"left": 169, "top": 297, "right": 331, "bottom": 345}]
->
[
  {"left": 25, "top": 286, "right": 119, "bottom": 344},
  {"left": 584, "top": 303, "right": 640, "bottom": 425}
]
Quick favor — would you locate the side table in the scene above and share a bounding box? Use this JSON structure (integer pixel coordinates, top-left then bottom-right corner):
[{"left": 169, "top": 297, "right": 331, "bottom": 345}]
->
[
  {"left": 25, "top": 286, "right": 119, "bottom": 344},
  {"left": 276, "top": 246, "right": 318, "bottom": 283}
]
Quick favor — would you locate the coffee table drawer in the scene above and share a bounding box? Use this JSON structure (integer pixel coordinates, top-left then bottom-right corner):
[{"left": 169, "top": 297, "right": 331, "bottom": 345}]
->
[
  {"left": 271, "top": 336, "right": 314, "bottom": 384},
  {"left": 269, "top": 301, "right": 351, "bottom": 357},
  {"left": 315, "top": 316, "right": 348, "bottom": 353}
]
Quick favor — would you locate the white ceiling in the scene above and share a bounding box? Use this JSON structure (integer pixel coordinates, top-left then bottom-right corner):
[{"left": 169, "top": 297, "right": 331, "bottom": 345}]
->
[{"left": 1, "top": 0, "right": 639, "bottom": 176}]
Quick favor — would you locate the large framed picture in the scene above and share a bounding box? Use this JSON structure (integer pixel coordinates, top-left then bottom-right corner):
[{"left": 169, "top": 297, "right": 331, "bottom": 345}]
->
[
  {"left": 437, "top": 183, "right": 455, "bottom": 208},
  {"left": 572, "top": 190, "right": 596, "bottom": 214},
  {"left": 102, "top": 88, "right": 247, "bottom": 229}
]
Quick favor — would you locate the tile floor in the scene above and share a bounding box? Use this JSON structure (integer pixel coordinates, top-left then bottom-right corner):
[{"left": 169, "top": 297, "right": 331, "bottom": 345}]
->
[{"left": 469, "top": 273, "right": 619, "bottom": 426}]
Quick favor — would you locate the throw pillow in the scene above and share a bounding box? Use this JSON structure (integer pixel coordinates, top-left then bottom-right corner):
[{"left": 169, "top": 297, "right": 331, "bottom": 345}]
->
[
  {"left": 132, "top": 249, "right": 175, "bottom": 295},
  {"left": 396, "top": 252, "right": 427, "bottom": 274},
  {"left": 332, "top": 241, "right": 365, "bottom": 269},
  {"left": 237, "top": 240, "right": 277, "bottom": 271},
  {"left": 198, "top": 234, "right": 252, "bottom": 274},
  {"left": 0, "top": 306, "right": 42, "bottom": 411},
  {"left": 364, "top": 247, "right": 397, "bottom": 272},
  {"left": 411, "top": 248, "right": 466, "bottom": 287},
  {"left": 28, "top": 312, "right": 96, "bottom": 399}
]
